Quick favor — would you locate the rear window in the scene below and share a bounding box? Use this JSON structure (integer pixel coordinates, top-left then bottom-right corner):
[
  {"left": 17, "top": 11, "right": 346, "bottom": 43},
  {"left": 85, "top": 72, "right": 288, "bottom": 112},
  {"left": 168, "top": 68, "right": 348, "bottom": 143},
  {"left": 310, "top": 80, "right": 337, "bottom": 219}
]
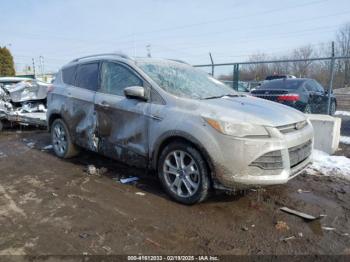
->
[
  {"left": 76, "top": 63, "right": 99, "bottom": 91},
  {"left": 62, "top": 65, "right": 77, "bottom": 85},
  {"left": 259, "top": 80, "right": 304, "bottom": 90}
]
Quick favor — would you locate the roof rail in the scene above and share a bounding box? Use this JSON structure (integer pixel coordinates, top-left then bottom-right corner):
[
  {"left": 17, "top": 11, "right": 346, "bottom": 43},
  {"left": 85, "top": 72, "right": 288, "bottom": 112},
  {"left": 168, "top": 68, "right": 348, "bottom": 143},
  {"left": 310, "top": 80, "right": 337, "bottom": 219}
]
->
[
  {"left": 70, "top": 52, "right": 131, "bottom": 63},
  {"left": 168, "top": 59, "right": 189, "bottom": 65}
]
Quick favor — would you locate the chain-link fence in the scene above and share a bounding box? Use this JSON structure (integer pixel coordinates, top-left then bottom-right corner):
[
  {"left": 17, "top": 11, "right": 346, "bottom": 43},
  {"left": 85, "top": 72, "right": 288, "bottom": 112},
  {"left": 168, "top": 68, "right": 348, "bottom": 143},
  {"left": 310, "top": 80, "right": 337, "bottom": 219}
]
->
[{"left": 194, "top": 56, "right": 350, "bottom": 114}]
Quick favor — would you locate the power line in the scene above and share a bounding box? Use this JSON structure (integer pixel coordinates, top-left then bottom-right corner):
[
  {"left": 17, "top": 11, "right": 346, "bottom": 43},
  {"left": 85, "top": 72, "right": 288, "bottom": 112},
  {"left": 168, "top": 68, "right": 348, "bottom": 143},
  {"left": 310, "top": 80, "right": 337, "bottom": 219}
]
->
[
  {"left": 0, "top": 0, "right": 330, "bottom": 51},
  {"left": 157, "top": 24, "right": 340, "bottom": 53},
  {"left": 111, "top": 0, "right": 330, "bottom": 40}
]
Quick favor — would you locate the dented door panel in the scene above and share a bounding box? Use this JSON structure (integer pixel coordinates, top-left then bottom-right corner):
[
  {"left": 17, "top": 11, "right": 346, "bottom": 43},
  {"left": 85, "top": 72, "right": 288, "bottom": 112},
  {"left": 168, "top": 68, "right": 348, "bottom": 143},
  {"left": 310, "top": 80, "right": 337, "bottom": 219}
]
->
[
  {"left": 67, "top": 87, "right": 97, "bottom": 151},
  {"left": 94, "top": 93, "right": 150, "bottom": 168}
]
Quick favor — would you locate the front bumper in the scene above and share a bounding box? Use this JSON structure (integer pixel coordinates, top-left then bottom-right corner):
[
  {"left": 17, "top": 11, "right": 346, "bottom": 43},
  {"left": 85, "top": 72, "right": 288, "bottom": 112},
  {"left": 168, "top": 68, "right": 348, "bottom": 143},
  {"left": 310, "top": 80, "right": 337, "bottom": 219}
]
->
[{"left": 210, "top": 121, "right": 313, "bottom": 189}]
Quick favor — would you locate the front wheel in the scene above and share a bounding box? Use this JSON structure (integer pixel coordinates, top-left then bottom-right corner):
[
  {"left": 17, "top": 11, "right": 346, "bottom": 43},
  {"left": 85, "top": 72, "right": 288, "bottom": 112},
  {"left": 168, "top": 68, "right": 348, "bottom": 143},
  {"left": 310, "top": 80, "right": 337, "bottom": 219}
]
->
[
  {"left": 158, "top": 141, "right": 210, "bottom": 205},
  {"left": 330, "top": 101, "right": 336, "bottom": 115},
  {"left": 303, "top": 104, "right": 312, "bottom": 114}
]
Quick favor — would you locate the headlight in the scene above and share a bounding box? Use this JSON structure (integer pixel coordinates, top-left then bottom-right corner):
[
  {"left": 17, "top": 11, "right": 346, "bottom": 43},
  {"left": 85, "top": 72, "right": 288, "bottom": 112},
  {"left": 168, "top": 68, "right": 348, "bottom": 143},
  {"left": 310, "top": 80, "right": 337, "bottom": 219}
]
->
[{"left": 203, "top": 117, "right": 270, "bottom": 138}]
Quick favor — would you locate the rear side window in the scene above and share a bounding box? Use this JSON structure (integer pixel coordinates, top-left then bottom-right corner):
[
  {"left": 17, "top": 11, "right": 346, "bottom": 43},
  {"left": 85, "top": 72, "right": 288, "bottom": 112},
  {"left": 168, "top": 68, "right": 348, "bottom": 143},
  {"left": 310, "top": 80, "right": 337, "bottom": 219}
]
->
[
  {"left": 76, "top": 63, "right": 99, "bottom": 91},
  {"left": 305, "top": 81, "right": 317, "bottom": 92},
  {"left": 313, "top": 81, "right": 324, "bottom": 93},
  {"left": 100, "top": 62, "right": 142, "bottom": 96},
  {"left": 62, "top": 65, "right": 77, "bottom": 85}
]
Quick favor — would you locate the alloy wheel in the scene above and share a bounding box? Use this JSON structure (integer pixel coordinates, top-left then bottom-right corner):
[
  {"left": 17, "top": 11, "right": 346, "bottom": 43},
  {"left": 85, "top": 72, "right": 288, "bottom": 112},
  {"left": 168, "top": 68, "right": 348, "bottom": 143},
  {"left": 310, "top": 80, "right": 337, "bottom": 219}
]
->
[
  {"left": 163, "top": 150, "right": 200, "bottom": 198},
  {"left": 52, "top": 123, "right": 68, "bottom": 155}
]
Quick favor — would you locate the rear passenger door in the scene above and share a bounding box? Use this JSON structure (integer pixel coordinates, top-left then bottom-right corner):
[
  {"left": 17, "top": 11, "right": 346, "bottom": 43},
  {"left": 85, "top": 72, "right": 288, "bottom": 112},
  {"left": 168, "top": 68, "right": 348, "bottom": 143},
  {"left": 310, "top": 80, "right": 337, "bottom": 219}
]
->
[
  {"left": 304, "top": 81, "right": 319, "bottom": 113},
  {"left": 309, "top": 80, "right": 325, "bottom": 113},
  {"left": 94, "top": 61, "right": 150, "bottom": 168},
  {"left": 68, "top": 62, "right": 99, "bottom": 150},
  {"left": 313, "top": 80, "right": 328, "bottom": 113}
]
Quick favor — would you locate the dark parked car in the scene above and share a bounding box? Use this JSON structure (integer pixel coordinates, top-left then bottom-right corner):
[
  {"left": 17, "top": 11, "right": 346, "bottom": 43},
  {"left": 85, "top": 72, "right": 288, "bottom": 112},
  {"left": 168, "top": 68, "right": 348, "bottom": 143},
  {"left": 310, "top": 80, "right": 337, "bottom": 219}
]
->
[{"left": 251, "top": 78, "right": 337, "bottom": 114}]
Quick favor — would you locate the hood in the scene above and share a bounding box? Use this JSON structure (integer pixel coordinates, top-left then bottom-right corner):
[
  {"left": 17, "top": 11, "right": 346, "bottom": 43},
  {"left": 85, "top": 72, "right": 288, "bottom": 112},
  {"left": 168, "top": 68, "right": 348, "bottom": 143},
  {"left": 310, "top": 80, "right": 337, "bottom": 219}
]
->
[
  {"left": 6, "top": 81, "right": 49, "bottom": 103},
  {"left": 197, "top": 95, "right": 306, "bottom": 127}
]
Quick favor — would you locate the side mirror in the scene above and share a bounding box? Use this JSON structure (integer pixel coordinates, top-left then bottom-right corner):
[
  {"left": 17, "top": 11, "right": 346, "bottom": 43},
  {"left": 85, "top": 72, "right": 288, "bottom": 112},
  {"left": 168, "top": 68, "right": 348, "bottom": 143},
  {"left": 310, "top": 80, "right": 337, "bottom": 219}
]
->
[{"left": 124, "top": 86, "right": 147, "bottom": 101}]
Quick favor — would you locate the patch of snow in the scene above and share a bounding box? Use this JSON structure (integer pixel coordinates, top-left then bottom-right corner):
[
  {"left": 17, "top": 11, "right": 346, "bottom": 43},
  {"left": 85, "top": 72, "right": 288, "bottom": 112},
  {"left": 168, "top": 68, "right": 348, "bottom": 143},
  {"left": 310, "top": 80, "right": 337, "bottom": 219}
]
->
[
  {"left": 42, "top": 145, "right": 53, "bottom": 150},
  {"left": 340, "top": 136, "right": 350, "bottom": 145},
  {"left": 0, "top": 152, "right": 7, "bottom": 158},
  {"left": 120, "top": 177, "right": 139, "bottom": 184},
  {"left": 26, "top": 142, "right": 35, "bottom": 148},
  {"left": 306, "top": 150, "right": 350, "bottom": 180},
  {"left": 335, "top": 110, "right": 350, "bottom": 116}
]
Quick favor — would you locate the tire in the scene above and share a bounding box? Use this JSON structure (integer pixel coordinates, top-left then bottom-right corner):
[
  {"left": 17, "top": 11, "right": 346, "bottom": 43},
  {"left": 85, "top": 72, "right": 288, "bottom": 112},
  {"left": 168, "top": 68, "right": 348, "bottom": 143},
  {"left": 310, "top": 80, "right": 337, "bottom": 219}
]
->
[
  {"left": 303, "top": 104, "right": 312, "bottom": 114},
  {"left": 51, "top": 119, "right": 79, "bottom": 158},
  {"left": 158, "top": 141, "right": 210, "bottom": 205},
  {"left": 330, "top": 101, "right": 336, "bottom": 115},
  {"left": 0, "top": 120, "right": 3, "bottom": 132}
]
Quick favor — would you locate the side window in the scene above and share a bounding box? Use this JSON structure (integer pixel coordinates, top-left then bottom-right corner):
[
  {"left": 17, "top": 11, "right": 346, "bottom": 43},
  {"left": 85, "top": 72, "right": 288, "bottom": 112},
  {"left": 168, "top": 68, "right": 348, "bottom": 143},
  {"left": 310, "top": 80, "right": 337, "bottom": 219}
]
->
[
  {"left": 305, "top": 81, "right": 316, "bottom": 92},
  {"left": 313, "top": 81, "right": 324, "bottom": 93},
  {"left": 100, "top": 62, "right": 143, "bottom": 96},
  {"left": 62, "top": 65, "right": 77, "bottom": 85},
  {"left": 76, "top": 63, "right": 99, "bottom": 91}
]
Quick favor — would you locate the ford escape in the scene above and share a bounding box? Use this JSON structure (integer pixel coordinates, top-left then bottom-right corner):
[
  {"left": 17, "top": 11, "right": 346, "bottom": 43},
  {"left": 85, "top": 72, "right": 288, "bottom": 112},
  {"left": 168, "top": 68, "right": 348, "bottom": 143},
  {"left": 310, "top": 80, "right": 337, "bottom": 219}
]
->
[{"left": 47, "top": 53, "right": 313, "bottom": 204}]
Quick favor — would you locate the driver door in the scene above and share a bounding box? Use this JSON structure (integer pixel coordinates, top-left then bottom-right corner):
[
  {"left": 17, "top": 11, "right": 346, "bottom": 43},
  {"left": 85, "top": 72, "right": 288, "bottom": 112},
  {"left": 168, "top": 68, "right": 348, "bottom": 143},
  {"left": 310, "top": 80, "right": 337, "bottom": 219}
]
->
[{"left": 94, "top": 61, "right": 150, "bottom": 168}]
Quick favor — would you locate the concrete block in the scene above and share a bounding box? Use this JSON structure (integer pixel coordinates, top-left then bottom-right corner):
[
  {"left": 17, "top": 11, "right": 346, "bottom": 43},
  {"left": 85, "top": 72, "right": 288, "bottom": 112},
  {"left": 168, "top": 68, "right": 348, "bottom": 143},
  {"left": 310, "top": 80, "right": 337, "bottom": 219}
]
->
[{"left": 306, "top": 114, "right": 341, "bottom": 154}]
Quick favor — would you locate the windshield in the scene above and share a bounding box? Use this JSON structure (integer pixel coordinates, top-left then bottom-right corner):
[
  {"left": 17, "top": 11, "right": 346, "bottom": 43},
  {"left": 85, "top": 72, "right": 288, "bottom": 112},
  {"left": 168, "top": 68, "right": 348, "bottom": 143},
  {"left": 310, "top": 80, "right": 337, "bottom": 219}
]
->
[{"left": 137, "top": 59, "right": 237, "bottom": 99}]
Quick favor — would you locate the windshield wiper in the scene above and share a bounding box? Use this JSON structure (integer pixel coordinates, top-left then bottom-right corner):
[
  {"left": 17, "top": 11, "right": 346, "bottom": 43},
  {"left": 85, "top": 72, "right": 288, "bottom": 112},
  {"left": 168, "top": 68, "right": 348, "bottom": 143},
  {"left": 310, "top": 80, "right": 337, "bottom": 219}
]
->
[{"left": 202, "top": 94, "right": 239, "bottom": 100}]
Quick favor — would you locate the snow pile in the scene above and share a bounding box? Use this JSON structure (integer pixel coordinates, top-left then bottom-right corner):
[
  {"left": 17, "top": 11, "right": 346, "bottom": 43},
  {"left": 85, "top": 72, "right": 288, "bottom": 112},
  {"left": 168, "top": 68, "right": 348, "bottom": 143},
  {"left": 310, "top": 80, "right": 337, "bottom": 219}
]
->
[
  {"left": 335, "top": 111, "right": 350, "bottom": 116},
  {"left": 340, "top": 136, "right": 350, "bottom": 145},
  {"left": 307, "top": 150, "right": 350, "bottom": 180}
]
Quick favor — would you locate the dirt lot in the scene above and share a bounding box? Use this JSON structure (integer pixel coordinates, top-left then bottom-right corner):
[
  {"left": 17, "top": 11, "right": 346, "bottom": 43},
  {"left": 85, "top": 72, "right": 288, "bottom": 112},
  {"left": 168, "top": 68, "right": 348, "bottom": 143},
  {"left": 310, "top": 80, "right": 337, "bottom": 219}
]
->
[{"left": 0, "top": 125, "right": 350, "bottom": 256}]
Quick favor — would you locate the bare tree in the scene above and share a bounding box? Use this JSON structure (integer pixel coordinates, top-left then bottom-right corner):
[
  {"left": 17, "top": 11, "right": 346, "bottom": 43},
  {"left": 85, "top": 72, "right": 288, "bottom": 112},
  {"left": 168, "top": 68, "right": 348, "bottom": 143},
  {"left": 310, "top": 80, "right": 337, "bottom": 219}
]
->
[
  {"left": 214, "top": 22, "right": 350, "bottom": 88},
  {"left": 309, "top": 42, "right": 332, "bottom": 87},
  {"left": 336, "top": 23, "right": 350, "bottom": 87},
  {"left": 247, "top": 53, "right": 270, "bottom": 81},
  {"left": 290, "top": 45, "right": 314, "bottom": 77},
  {"left": 269, "top": 55, "right": 290, "bottom": 75}
]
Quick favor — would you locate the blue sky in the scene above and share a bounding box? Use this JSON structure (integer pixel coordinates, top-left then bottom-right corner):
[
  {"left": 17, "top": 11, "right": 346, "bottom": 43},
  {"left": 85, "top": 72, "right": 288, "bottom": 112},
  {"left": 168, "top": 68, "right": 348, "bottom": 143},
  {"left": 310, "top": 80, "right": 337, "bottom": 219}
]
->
[{"left": 0, "top": 0, "right": 349, "bottom": 73}]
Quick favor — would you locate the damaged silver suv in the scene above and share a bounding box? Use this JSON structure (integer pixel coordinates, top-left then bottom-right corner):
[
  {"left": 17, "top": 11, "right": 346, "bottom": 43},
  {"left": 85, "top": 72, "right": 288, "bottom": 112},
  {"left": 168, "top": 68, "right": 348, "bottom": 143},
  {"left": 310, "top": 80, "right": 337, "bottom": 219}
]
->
[{"left": 47, "top": 53, "right": 313, "bottom": 204}]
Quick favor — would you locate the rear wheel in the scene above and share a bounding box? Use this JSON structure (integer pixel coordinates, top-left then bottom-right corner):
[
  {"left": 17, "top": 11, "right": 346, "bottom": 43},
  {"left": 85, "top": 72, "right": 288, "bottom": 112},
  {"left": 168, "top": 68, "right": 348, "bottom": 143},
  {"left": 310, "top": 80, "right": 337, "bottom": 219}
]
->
[
  {"left": 303, "top": 104, "right": 312, "bottom": 114},
  {"left": 158, "top": 141, "right": 210, "bottom": 205},
  {"left": 0, "top": 120, "right": 3, "bottom": 132},
  {"left": 51, "top": 119, "right": 79, "bottom": 158}
]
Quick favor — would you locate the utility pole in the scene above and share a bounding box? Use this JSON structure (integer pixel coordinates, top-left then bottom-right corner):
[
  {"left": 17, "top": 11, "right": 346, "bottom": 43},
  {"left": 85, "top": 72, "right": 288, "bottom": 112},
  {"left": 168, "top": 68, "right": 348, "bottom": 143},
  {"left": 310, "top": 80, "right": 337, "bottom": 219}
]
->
[
  {"left": 32, "top": 58, "right": 36, "bottom": 78},
  {"left": 133, "top": 34, "right": 136, "bottom": 57},
  {"left": 327, "top": 41, "right": 335, "bottom": 115},
  {"left": 146, "top": 44, "right": 151, "bottom": 58},
  {"left": 39, "top": 56, "right": 44, "bottom": 76},
  {"left": 209, "top": 52, "right": 214, "bottom": 76},
  {"left": 233, "top": 64, "right": 239, "bottom": 90}
]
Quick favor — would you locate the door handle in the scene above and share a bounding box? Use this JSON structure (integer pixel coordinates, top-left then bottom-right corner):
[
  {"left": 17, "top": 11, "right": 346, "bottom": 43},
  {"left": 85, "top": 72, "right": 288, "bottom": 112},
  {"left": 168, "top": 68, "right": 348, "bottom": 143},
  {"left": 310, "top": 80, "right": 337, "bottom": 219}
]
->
[
  {"left": 98, "top": 101, "right": 110, "bottom": 108},
  {"left": 150, "top": 114, "right": 163, "bottom": 121}
]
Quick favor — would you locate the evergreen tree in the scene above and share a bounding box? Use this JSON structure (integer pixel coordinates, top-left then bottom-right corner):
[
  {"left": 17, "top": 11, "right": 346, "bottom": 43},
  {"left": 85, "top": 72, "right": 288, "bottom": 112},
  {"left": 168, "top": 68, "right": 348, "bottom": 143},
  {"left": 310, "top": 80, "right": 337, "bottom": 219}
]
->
[{"left": 0, "top": 47, "right": 15, "bottom": 76}]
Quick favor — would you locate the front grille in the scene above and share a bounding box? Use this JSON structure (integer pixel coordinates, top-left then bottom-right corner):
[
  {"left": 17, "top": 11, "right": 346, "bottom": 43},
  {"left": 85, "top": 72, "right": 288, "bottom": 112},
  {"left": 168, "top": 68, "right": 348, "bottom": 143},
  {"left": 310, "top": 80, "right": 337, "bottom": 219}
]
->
[
  {"left": 288, "top": 140, "right": 312, "bottom": 168},
  {"left": 249, "top": 150, "right": 283, "bottom": 170},
  {"left": 277, "top": 120, "right": 307, "bottom": 134}
]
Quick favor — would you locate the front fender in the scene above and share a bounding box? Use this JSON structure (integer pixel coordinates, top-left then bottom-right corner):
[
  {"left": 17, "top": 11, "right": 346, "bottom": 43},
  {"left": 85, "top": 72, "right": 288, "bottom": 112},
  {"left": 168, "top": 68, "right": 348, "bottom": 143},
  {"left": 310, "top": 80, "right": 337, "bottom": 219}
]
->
[{"left": 151, "top": 130, "right": 217, "bottom": 171}]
